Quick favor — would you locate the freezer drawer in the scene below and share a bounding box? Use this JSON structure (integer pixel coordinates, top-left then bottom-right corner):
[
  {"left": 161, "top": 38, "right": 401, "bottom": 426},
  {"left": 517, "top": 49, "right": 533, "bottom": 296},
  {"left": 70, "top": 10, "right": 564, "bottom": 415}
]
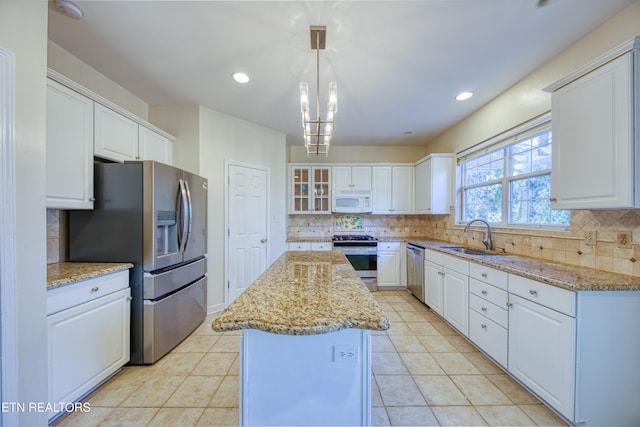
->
[
  {"left": 143, "top": 276, "right": 206, "bottom": 364},
  {"left": 143, "top": 257, "right": 206, "bottom": 300}
]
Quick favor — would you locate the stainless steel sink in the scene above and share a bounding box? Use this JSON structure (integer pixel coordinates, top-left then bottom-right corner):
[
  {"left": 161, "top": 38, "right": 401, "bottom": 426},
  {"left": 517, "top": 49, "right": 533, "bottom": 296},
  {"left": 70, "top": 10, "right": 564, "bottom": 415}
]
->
[{"left": 439, "top": 246, "right": 503, "bottom": 256}]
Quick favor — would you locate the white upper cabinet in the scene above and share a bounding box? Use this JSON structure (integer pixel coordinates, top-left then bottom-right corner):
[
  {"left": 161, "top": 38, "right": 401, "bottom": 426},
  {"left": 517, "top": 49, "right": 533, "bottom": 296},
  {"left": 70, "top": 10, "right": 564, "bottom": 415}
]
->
[
  {"left": 332, "top": 166, "right": 372, "bottom": 191},
  {"left": 545, "top": 37, "right": 640, "bottom": 209},
  {"left": 139, "top": 126, "right": 173, "bottom": 165},
  {"left": 94, "top": 103, "right": 139, "bottom": 162},
  {"left": 47, "top": 70, "right": 173, "bottom": 167},
  {"left": 290, "top": 166, "right": 331, "bottom": 214},
  {"left": 372, "top": 166, "right": 413, "bottom": 214},
  {"left": 94, "top": 104, "right": 173, "bottom": 165},
  {"left": 414, "top": 154, "right": 453, "bottom": 214},
  {"left": 46, "top": 79, "right": 95, "bottom": 209}
]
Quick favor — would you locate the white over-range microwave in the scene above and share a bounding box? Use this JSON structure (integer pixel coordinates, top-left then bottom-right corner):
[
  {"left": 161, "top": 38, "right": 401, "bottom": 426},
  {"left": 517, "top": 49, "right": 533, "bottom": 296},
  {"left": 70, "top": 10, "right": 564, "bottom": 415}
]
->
[{"left": 332, "top": 190, "right": 372, "bottom": 213}]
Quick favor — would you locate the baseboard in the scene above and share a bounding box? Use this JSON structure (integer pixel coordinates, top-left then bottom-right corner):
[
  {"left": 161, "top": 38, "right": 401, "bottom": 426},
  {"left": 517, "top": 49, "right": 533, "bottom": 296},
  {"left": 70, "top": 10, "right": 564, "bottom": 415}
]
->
[{"left": 208, "top": 303, "right": 224, "bottom": 315}]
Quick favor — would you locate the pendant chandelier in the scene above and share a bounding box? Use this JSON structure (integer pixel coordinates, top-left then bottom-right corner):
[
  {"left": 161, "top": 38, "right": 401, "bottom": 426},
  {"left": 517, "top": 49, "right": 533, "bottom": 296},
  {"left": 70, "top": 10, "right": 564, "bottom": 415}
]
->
[{"left": 300, "top": 25, "right": 337, "bottom": 156}]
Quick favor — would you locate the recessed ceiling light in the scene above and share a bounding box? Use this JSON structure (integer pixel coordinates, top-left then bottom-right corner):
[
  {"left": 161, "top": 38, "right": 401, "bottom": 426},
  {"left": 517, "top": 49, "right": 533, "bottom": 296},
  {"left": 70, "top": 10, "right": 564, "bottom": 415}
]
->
[
  {"left": 232, "top": 72, "right": 250, "bottom": 84},
  {"left": 455, "top": 91, "right": 474, "bottom": 101},
  {"left": 536, "top": 0, "right": 556, "bottom": 7}
]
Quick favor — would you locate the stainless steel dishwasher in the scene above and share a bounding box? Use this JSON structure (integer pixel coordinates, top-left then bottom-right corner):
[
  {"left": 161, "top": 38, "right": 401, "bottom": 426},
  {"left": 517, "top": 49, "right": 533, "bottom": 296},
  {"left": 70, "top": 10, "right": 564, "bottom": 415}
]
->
[{"left": 406, "top": 243, "right": 425, "bottom": 302}]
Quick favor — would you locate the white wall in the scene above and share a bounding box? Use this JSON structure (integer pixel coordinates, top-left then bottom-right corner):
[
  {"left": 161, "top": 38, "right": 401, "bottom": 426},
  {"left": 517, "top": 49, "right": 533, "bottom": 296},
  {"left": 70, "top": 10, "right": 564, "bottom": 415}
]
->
[
  {"left": 198, "top": 107, "right": 287, "bottom": 312},
  {"left": 425, "top": 0, "right": 640, "bottom": 154},
  {"left": 149, "top": 104, "right": 200, "bottom": 174},
  {"left": 0, "top": 0, "right": 49, "bottom": 425},
  {"left": 48, "top": 40, "right": 149, "bottom": 120}
]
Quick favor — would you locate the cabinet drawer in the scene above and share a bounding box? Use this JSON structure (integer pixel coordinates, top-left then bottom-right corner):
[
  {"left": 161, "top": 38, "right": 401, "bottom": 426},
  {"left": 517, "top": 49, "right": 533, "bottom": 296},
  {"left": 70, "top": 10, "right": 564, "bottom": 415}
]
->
[
  {"left": 469, "top": 278, "right": 508, "bottom": 308},
  {"left": 425, "top": 249, "right": 443, "bottom": 264},
  {"left": 469, "top": 262, "right": 508, "bottom": 290},
  {"left": 47, "top": 270, "right": 129, "bottom": 315},
  {"left": 469, "top": 293, "right": 508, "bottom": 328},
  {"left": 288, "top": 242, "right": 311, "bottom": 251},
  {"left": 378, "top": 241, "right": 401, "bottom": 251},
  {"left": 311, "top": 242, "right": 332, "bottom": 251},
  {"left": 443, "top": 254, "right": 469, "bottom": 275},
  {"left": 509, "top": 274, "right": 576, "bottom": 317},
  {"left": 469, "top": 309, "right": 508, "bottom": 367}
]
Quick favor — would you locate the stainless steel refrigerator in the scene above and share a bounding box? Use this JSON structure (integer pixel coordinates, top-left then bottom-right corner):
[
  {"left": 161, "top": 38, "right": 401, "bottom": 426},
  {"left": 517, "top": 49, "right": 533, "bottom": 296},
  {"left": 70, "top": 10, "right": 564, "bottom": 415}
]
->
[{"left": 69, "top": 160, "right": 208, "bottom": 364}]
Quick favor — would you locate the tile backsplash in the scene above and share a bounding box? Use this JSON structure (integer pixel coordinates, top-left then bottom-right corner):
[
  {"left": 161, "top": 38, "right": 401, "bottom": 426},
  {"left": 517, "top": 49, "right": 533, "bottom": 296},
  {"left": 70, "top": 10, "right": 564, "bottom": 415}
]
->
[
  {"left": 47, "top": 209, "right": 67, "bottom": 264},
  {"left": 288, "top": 209, "right": 640, "bottom": 277},
  {"left": 49, "top": 207, "right": 640, "bottom": 276}
]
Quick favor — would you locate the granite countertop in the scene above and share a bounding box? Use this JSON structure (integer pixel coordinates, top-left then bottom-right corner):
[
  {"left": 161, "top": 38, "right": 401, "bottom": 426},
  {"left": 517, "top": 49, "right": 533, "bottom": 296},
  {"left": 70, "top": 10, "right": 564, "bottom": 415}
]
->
[
  {"left": 407, "top": 239, "right": 640, "bottom": 292},
  {"left": 212, "top": 251, "right": 391, "bottom": 335},
  {"left": 47, "top": 262, "right": 133, "bottom": 290}
]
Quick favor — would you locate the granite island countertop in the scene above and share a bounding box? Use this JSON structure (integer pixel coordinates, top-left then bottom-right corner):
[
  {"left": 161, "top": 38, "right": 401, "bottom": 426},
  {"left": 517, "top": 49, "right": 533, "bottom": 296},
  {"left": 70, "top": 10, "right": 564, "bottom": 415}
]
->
[
  {"left": 47, "top": 262, "right": 133, "bottom": 290},
  {"left": 212, "top": 251, "right": 390, "bottom": 335},
  {"left": 408, "top": 239, "right": 640, "bottom": 292}
]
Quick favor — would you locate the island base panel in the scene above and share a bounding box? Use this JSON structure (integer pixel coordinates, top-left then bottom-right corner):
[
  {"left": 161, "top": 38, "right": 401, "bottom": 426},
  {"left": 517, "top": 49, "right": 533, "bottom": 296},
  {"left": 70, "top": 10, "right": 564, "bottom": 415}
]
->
[{"left": 241, "top": 328, "right": 371, "bottom": 426}]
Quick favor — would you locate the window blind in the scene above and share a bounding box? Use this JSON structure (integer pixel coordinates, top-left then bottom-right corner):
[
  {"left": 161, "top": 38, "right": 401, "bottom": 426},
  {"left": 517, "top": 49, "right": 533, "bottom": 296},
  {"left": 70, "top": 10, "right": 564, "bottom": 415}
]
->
[{"left": 457, "top": 112, "right": 551, "bottom": 164}]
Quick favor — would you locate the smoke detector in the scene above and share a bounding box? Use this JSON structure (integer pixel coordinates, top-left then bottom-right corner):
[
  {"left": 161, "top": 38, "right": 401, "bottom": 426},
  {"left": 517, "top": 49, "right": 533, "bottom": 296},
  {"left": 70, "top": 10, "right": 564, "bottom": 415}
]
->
[{"left": 55, "top": 0, "right": 84, "bottom": 19}]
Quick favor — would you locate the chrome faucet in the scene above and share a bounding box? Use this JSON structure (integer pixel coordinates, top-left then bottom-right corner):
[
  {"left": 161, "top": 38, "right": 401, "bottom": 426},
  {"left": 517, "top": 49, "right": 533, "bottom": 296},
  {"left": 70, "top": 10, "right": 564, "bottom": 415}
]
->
[{"left": 464, "top": 219, "right": 492, "bottom": 250}]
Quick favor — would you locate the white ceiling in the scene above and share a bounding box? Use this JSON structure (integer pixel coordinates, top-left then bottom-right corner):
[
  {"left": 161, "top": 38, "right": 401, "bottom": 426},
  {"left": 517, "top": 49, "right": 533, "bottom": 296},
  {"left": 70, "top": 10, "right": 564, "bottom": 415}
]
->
[{"left": 48, "top": 0, "right": 637, "bottom": 147}]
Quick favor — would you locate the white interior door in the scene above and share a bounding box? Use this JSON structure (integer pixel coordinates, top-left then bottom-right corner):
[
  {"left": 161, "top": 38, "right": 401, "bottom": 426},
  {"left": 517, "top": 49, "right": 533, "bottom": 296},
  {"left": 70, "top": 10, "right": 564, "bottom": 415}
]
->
[{"left": 226, "top": 163, "right": 268, "bottom": 305}]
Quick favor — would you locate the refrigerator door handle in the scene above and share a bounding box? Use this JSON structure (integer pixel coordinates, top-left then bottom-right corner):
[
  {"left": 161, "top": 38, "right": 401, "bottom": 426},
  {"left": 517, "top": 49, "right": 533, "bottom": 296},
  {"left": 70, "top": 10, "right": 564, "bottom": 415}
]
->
[
  {"left": 184, "top": 179, "right": 193, "bottom": 251},
  {"left": 177, "top": 179, "right": 189, "bottom": 253}
]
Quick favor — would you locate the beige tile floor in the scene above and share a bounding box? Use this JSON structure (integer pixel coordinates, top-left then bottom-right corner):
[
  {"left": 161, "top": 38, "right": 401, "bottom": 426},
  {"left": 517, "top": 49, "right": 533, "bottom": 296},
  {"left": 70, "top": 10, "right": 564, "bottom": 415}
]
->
[{"left": 52, "top": 289, "right": 568, "bottom": 427}]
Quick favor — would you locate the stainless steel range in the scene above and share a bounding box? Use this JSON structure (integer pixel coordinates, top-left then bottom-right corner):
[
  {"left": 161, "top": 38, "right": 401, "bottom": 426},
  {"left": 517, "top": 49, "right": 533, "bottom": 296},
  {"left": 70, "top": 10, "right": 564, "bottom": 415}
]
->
[{"left": 332, "top": 235, "right": 377, "bottom": 290}]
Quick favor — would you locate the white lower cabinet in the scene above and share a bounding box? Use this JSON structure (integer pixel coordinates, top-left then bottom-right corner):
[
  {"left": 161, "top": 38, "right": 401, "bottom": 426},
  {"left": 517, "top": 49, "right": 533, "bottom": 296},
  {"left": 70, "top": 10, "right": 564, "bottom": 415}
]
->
[
  {"left": 287, "top": 242, "right": 332, "bottom": 251},
  {"left": 508, "top": 292, "right": 575, "bottom": 420},
  {"left": 442, "top": 254, "right": 469, "bottom": 336},
  {"left": 424, "top": 250, "right": 444, "bottom": 315},
  {"left": 468, "top": 263, "right": 509, "bottom": 367},
  {"left": 311, "top": 242, "right": 332, "bottom": 251},
  {"left": 47, "top": 271, "right": 131, "bottom": 422},
  {"left": 377, "top": 241, "right": 403, "bottom": 287},
  {"left": 288, "top": 242, "right": 310, "bottom": 251},
  {"left": 423, "top": 251, "right": 640, "bottom": 425}
]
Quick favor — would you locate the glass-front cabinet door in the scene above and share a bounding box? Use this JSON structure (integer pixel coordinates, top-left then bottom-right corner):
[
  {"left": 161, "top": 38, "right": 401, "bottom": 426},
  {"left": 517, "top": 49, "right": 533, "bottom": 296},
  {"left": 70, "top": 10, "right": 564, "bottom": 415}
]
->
[
  {"left": 313, "top": 168, "right": 330, "bottom": 213},
  {"left": 290, "top": 166, "right": 331, "bottom": 214},
  {"left": 292, "top": 167, "right": 310, "bottom": 212}
]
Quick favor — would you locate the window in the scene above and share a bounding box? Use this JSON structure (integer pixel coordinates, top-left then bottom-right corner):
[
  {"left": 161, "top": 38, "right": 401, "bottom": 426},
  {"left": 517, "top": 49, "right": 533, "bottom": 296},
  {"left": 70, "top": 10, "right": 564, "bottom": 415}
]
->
[{"left": 459, "top": 124, "right": 570, "bottom": 227}]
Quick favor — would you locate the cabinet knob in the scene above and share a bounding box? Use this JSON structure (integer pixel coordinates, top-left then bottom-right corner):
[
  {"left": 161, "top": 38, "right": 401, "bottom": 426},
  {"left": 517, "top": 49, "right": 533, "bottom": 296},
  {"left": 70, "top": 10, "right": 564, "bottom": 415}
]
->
[
  {"left": 481, "top": 307, "right": 487, "bottom": 312},
  {"left": 128, "top": 296, "right": 133, "bottom": 301},
  {"left": 260, "top": 238, "right": 267, "bottom": 243},
  {"left": 481, "top": 324, "right": 487, "bottom": 329},
  {"left": 89, "top": 197, "right": 96, "bottom": 202},
  {"left": 481, "top": 273, "right": 488, "bottom": 278},
  {"left": 529, "top": 289, "right": 538, "bottom": 296},
  {"left": 506, "top": 302, "right": 513, "bottom": 308},
  {"left": 549, "top": 197, "right": 557, "bottom": 202},
  {"left": 481, "top": 290, "right": 487, "bottom": 295},
  {"left": 91, "top": 286, "right": 99, "bottom": 292}
]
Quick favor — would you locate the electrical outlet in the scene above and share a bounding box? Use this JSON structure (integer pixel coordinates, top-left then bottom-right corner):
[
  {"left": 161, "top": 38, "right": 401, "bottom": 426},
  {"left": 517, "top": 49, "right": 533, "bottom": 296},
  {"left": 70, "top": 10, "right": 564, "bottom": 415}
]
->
[
  {"left": 333, "top": 345, "right": 357, "bottom": 363},
  {"left": 584, "top": 230, "right": 597, "bottom": 246},
  {"left": 617, "top": 232, "right": 632, "bottom": 249}
]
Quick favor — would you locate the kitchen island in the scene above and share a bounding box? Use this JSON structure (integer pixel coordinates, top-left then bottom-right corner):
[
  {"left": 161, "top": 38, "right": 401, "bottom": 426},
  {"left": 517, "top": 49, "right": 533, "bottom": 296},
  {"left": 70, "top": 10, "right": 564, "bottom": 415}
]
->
[{"left": 212, "top": 250, "right": 389, "bottom": 427}]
